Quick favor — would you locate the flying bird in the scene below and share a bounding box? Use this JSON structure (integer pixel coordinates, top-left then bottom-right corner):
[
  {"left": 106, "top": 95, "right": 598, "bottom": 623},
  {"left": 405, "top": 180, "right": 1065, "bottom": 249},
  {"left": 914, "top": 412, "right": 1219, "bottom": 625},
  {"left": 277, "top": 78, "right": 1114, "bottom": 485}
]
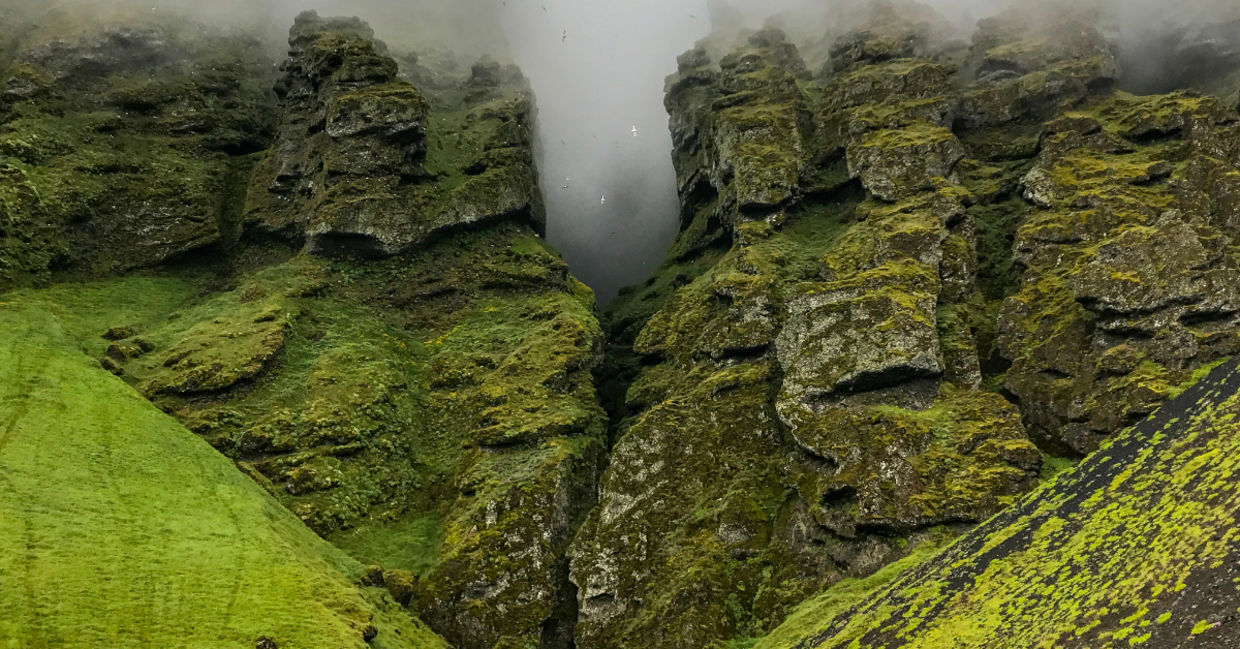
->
[
  {"left": 601, "top": 195, "right": 606, "bottom": 206},
  {"left": 631, "top": 125, "right": 639, "bottom": 137},
  {"left": 563, "top": 30, "right": 568, "bottom": 43}
]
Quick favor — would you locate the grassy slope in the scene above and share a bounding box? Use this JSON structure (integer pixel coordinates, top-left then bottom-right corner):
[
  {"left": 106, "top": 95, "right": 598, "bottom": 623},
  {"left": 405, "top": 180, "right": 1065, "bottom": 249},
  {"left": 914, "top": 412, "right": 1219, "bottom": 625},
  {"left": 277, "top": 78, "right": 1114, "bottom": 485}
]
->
[
  {"left": 0, "top": 286, "right": 447, "bottom": 649},
  {"left": 755, "top": 358, "right": 1240, "bottom": 649}
]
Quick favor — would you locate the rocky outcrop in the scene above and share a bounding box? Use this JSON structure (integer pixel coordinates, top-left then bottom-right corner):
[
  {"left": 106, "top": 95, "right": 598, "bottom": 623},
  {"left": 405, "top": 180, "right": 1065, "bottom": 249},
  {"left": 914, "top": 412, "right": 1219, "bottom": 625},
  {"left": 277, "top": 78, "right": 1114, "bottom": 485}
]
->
[
  {"left": 1, "top": 9, "right": 599, "bottom": 649},
  {"left": 0, "top": 9, "right": 275, "bottom": 287},
  {"left": 755, "top": 356, "right": 1240, "bottom": 649},
  {"left": 246, "top": 11, "right": 543, "bottom": 258},
  {"left": 584, "top": 4, "right": 1240, "bottom": 648},
  {"left": 7, "top": 3, "right": 1240, "bottom": 649},
  {"left": 995, "top": 83, "right": 1240, "bottom": 457},
  {"left": 575, "top": 16, "right": 1050, "bottom": 649}
]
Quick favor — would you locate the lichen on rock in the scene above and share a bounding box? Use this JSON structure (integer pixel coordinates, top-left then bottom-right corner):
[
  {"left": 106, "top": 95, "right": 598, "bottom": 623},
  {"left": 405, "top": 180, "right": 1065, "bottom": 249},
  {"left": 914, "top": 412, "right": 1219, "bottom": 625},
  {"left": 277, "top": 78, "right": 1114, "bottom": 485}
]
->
[
  {"left": 573, "top": 10, "right": 1050, "bottom": 648},
  {"left": 246, "top": 11, "right": 543, "bottom": 259},
  {"left": 0, "top": 9, "right": 276, "bottom": 288}
]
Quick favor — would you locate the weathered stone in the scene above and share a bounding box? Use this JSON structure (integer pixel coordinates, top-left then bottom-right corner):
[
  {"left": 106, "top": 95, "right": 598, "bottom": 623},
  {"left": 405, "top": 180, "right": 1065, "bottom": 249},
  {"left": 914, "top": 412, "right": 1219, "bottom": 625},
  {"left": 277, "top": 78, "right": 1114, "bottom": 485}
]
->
[
  {"left": 246, "top": 11, "right": 542, "bottom": 257},
  {"left": 581, "top": 10, "right": 1046, "bottom": 647},
  {"left": 998, "top": 91, "right": 1240, "bottom": 453},
  {"left": 757, "top": 359, "right": 1240, "bottom": 649},
  {"left": 777, "top": 274, "right": 941, "bottom": 403},
  {"left": 663, "top": 31, "right": 810, "bottom": 228},
  {"left": 846, "top": 123, "right": 965, "bottom": 201},
  {"left": 0, "top": 15, "right": 275, "bottom": 285}
]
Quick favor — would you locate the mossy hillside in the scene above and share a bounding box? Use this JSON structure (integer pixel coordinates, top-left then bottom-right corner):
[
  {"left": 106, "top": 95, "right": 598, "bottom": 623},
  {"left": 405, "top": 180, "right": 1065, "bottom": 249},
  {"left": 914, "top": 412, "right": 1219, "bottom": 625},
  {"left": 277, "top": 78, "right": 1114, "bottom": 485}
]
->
[
  {"left": 0, "top": 13, "right": 275, "bottom": 288},
  {"left": 341, "top": 227, "right": 604, "bottom": 649},
  {"left": 755, "top": 358, "right": 1240, "bottom": 649},
  {"left": 0, "top": 293, "right": 446, "bottom": 649},
  {"left": 748, "top": 531, "right": 954, "bottom": 649},
  {"left": 7, "top": 215, "right": 605, "bottom": 649},
  {"left": 62, "top": 223, "right": 597, "bottom": 649}
]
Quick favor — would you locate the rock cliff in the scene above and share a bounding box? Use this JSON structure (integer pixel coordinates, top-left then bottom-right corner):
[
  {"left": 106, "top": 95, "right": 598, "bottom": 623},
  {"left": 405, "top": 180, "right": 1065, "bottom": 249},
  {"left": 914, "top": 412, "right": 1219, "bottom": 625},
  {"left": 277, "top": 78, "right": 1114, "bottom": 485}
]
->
[
  {"left": 4, "top": 2, "right": 1240, "bottom": 649},
  {"left": 754, "top": 356, "right": 1240, "bottom": 649},
  {"left": 590, "top": 3, "right": 1240, "bottom": 647},
  {"left": 1, "top": 9, "right": 598, "bottom": 649}
]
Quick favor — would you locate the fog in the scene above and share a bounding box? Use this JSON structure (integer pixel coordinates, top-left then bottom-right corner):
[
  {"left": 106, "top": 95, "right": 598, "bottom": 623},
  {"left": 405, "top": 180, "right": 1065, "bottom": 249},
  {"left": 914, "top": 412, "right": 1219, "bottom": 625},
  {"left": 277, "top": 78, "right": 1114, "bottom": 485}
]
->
[{"left": 4, "top": 0, "right": 1238, "bottom": 302}]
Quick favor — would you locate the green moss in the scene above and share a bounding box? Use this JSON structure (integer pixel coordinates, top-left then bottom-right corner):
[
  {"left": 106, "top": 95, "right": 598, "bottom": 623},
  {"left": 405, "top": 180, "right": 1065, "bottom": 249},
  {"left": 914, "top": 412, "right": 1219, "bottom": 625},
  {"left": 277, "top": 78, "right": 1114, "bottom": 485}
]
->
[
  {"left": 970, "top": 198, "right": 1027, "bottom": 299},
  {"left": 1038, "top": 454, "right": 1077, "bottom": 482},
  {"left": 857, "top": 122, "right": 956, "bottom": 150},
  {"left": 756, "top": 358, "right": 1240, "bottom": 648},
  {"left": 0, "top": 293, "right": 446, "bottom": 649},
  {"left": 3, "top": 216, "right": 606, "bottom": 648},
  {"left": 997, "top": 91, "right": 1240, "bottom": 453},
  {"left": 0, "top": 40, "right": 273, "bottom": 284},
  {"left": 750, "top": 532, "right": 955, "bottom": 649},
  {"left": 330, "top": 513, "right": 444, "bottom": 577}
]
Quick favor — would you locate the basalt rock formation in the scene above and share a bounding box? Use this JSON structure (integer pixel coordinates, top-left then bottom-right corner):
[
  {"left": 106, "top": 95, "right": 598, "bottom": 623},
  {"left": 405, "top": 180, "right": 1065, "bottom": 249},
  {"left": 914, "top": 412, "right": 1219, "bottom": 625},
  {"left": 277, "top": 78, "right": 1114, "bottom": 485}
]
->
[
  {"left": 0, "top": 5, "right": 274, "bottom": 287},
  {"left": 1, "top": 9, "right": 599, "bottom": 649},
  {"left": 755, "top": 357, "right": 1240, "bottom": 649},
  {"left": 5, "top": 2, "right": 1240, "bottom": 649},
  {"left": 590, "top": 3, "right": 1240, "bottom": 648},
  {"left": 245, "top": 13, "right": 544, "bottom": 258}
]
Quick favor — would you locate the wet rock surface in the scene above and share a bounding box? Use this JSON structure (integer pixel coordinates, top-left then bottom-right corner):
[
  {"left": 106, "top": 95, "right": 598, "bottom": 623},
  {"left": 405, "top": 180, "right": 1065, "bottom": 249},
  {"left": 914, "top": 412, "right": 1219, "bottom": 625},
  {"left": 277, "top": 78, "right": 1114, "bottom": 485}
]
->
[
  {"left": 589, "top": 3, "right": 1240, "bottom": 648},
  {"left": 6, "top": 2, "right": 1240, "bottom": 649},
  {"left": 246, "top": 11, "right": 543, "bottom": 259}
]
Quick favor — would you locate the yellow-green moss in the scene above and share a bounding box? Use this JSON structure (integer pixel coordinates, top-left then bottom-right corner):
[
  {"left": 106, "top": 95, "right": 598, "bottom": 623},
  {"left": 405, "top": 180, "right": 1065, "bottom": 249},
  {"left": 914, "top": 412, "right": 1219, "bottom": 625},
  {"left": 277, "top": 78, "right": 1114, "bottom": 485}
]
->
[{"left": 0, "top": 291, "right": 446, "bottom": 649}]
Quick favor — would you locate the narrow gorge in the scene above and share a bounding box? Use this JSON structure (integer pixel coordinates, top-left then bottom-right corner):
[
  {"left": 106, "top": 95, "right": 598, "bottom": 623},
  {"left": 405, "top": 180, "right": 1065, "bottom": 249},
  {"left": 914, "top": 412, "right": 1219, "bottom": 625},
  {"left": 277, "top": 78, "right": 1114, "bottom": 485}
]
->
[{"left": 2, "top": 2, "right": 1240, "bottom": 649}]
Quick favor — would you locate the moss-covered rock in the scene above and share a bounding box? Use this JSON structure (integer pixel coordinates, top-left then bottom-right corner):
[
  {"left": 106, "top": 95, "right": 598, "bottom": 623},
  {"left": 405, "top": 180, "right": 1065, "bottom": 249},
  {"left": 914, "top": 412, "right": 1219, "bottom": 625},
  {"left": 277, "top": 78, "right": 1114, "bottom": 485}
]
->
[
  {"left": 84, "top": 225, "right": 604, "bottom": 649},
  {"left": 0, "top": 10, "right": 601, "bottom": 649},
  {"left": 998, "top": 92, "right": 1240, "bottom": 454},
  {"left": 752, "top": 358, "right": 1240, "bottom": 649},
  {"left": 576, "top": 11, "right": 1045, "bottom": 648},
  {"left": 0, "top": 7, "right": 275, "bottom": 288},
  {"left": 246, "top": 11, "right": 543, "bottom": 258},
  {"left": 664, "top": 28, "right": 812, "bottom": 229}
]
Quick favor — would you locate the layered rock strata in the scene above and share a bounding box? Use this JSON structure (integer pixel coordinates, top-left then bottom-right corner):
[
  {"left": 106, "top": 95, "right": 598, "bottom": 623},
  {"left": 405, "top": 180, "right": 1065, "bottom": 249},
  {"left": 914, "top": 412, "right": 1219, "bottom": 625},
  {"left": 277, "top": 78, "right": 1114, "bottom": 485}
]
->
[{"left": 584, "top": 4, "right": 1240, "bottom": 647}]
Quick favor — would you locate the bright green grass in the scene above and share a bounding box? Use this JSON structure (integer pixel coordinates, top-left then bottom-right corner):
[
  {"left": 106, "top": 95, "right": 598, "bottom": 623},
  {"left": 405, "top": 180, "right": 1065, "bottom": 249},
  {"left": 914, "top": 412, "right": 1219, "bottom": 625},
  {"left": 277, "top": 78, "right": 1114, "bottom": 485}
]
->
[
  {"left": 1039, "top": 454, "right": 1078, "bottom": 482},
  {"left": 0, "top": 273, "right": 198, "bottom": 357},
  {"left": 0, "top": 299, "right": 446, "bottom": 649},
  {"left": 330, "top": 513, "right": 444, "bottom": 577}
]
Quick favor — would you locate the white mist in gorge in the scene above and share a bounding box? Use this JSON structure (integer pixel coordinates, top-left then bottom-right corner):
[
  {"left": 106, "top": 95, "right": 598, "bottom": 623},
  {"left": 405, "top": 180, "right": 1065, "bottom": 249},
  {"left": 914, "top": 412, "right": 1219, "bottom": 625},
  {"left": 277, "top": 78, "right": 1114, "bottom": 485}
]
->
[
  {"left": 492, "top": 0, "right": 995, "bottom": 303},
  {"left": 498, "top": 0, "right": 708, "bottom": 304}
]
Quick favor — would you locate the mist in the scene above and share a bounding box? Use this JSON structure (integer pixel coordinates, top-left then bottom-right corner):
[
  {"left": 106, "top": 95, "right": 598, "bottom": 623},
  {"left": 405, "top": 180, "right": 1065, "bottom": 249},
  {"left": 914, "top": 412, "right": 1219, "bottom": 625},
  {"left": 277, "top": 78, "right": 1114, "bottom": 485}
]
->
[{"left": 4, "top": 0, "right": 1238, "bottom": 303}]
